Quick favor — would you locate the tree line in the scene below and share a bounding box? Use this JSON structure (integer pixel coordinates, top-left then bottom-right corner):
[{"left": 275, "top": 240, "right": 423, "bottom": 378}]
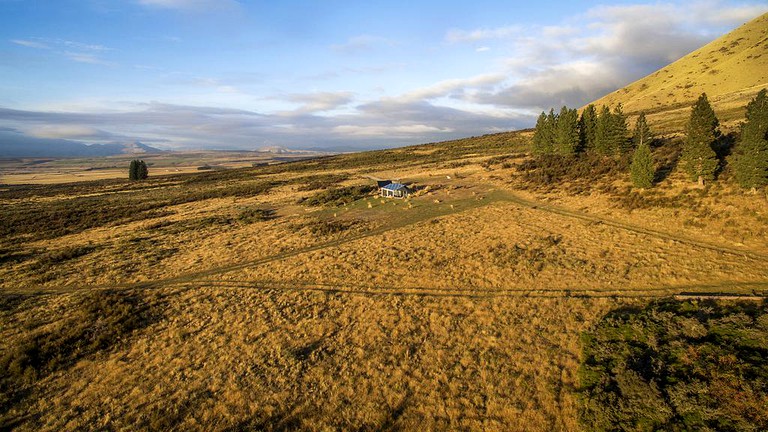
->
[{"left": 532, "top": 88, "right": 768, "bottom": 190}]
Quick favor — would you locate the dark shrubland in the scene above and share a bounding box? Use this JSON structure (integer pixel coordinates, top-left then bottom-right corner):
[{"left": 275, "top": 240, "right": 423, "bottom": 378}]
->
[{"left": 579, "top": 299, "right": 768, "bottom": 432}]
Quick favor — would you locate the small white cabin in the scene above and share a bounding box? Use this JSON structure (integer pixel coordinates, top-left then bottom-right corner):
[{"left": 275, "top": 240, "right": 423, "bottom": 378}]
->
[{"left": 380, "top": 182, "right": 411, "bottom": 198}]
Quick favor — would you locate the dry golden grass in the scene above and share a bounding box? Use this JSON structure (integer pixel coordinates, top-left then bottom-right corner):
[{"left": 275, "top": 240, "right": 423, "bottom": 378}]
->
[
  {"left": 588, "top": 12, "right": 768, "bottom": 133},
  {"left": 0, "top": 151, "right": 314, "bottom": 185},
  {"left": 1, "top": 130, "right": 767, "bottom": 431},
  {"left": 3, "top": 287, "right": 627, "bottom": 431}
]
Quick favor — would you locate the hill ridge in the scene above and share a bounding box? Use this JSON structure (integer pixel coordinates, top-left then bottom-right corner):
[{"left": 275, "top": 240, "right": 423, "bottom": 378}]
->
[{"left": 587, "top": 12, "right": 768, "bottom": 132}]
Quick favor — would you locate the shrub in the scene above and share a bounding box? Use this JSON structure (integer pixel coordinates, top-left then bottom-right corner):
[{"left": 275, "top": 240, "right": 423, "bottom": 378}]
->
[
  {"left": 238, "top": 208, "right": 277, "bottom": 223},
  {"left": 579, "top": 299, "right": 768, "bottom": 432}
]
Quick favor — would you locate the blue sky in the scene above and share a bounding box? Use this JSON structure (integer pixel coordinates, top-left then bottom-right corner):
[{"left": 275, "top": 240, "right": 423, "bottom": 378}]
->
[{"left": 1, "top": 0, "right": 766, "bottom": 151}]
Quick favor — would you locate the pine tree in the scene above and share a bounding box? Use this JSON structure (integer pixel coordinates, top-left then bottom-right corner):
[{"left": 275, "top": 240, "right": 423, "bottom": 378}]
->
[
  {"left": 610, "top": 104, "right": 630, "bottom": 155},
  {"left": 129, "top": 159, "right": 139, "bottom": 181},
  {"left": 138, "top": 160, "right": 149, "bottom": 180},
  {"left": 533, "top": 112, "right": 550, "bottom": 156},
  {"left": 732, "top": 88, "right": 768, "bottom": 189},
  {"left": 594, "top": 105, "right": 612, "bottom": 155},
  {"left": 681, "top": 93, "right": 720, "bottom": 185},
  {"left": 632, "top": 112, "right": 653, "bottom": 149},
  {"left": 129, "top": 159, "right": 148, "bottom": 180},
  {"left": 555, "top": 106, "right": 580, "bottom": 156},
  {"left": 630, "top": 140, "right": 655, "bottom": 188},
  {"left": 580, "top": 104, "right": 598, "bottom": 152}
]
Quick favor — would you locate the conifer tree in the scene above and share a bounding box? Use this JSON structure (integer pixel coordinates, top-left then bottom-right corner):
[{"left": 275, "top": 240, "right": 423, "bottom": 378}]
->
[
  {"left": 630, "top": 139, "right": 655, "bottom": 188},
  {"left": 129, "top": 159, "right": 148, "bottom": 180},
  {"left": 594, "top": 105, "right": 612, "bottom": 155},
  {"left": 533, "top": 112, "right": 550, "bottom": 156},
  {"left": 129, "top": 159, "right": 139, "bottom": 180},
  {"left": 580, "top": 104, "right": 598, "bottom": 152},
  {"left": 138, "top": 160, "right": 149, "bottom": 180},
  {"left": 555, "top": 106, "right": 580, "bottom": 156},
  {"left": 732, "top": 88, "right": 768, "bottom": 189},
  {"left": 610, "top": 104, "right": 630, "bottom": 154},
  {"left": 632, "top": 112, "right": 653, "bottom": 149},
  {"left": 681, "top": 93, "right": 720, "bottom": 185}
]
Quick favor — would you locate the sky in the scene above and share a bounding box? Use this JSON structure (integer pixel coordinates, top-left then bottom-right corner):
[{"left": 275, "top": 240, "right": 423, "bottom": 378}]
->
[{"left": 0, "top": 0, "right": 767, "bottom": 152}]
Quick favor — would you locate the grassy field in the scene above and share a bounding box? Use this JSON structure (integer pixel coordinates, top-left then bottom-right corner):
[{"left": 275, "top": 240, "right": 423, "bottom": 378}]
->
[
  {"left": 0, "top": 150, "right": 322, "bottom": 185},
  {"left": 1, "top": 130, "right": 767, "bottom": 430}
]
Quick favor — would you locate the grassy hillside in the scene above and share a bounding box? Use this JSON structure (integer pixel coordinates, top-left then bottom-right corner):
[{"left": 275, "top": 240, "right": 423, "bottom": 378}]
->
[{"left": 587, "top": 13, "right": 768, "bottom": 133}]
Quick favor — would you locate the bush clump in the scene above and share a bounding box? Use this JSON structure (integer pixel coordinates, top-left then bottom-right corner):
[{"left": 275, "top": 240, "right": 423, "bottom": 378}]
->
[
  {"left": 579, "top": 299, "right": 768, "bottom": 432},
  {"left": 238, "top": 208, "right": 277, "bottom": 223}
]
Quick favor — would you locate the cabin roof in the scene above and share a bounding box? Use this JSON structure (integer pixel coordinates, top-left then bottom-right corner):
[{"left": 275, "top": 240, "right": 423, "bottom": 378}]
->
[{"left": 382, "top": 182, "right": 408, "bottom": 191}]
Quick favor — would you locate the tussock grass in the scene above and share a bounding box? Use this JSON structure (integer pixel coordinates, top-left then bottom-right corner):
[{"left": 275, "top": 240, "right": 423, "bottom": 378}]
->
[{"left": 0, "top": 289, "right": 161, "bottom": 423}]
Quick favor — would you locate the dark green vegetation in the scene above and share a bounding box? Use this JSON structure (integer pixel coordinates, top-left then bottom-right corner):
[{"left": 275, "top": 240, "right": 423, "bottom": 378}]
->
[
  {"left": 128, "top": 159, "right": 149, "bottom": 181},
  {"left": 630, "top": 140, "right": 655, "bottom": 189},
  {"left": 579, "top": 299, "right": 768, "bottom": 432},
  {"left": 531, "top": 89, "right": 768, "bottom": 190},
  {"left": 681, "top": 93, "right": 720, "bottom": 184},
  {"left": 534, "top": 104, "right": 629, "bottom": 157},
  {"left": 299, "top": 185, "right": 376, "bottom": 207},
  {"left": 0, "top": 290, "right": 160, "bottom": 424},
  {"left": 0, "top": 177, "right": 282, "bottom": 241},
  {"left": 237, "top": 207, "right": 277, "bottom": 224},
  {"left": 731, "top": 89, "right": 768, "bottom": 189}
]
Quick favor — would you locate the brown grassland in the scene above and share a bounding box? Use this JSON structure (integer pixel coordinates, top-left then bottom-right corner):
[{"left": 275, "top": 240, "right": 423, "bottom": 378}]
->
[{"left": 1, "top": 128, "right": 767, "bottom": 430}]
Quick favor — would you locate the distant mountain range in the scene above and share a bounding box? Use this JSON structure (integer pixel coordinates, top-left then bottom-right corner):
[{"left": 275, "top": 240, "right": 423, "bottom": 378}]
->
[
  {"left": 0, "top": 130, "right": 163, "bottom": 158},
  {"left": 587, "top": 12, "right": 768, "bottom": 132}
]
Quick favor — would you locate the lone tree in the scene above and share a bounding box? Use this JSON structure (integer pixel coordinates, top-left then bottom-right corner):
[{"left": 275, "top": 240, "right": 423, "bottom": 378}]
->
[
  {"left": 129, "top": 159, "right": 149, "bottom": 181},
  {"left": 681, "top": 93, "right": 719, "bottom": 186},
  {"left": 731, "top": 88, "right": 768, "bottom": 189},
  {"left": 630, "top": 139, "right": 655, "bottom": 188}
]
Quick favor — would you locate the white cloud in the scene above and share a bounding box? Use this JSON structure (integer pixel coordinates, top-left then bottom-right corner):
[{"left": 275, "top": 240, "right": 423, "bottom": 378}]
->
[
  {"left": 394, "top": 73, "right": 507, "bottom": 103},
  {"left": 63, "top": 51, "right": 114, "bottom": 66},
  {"left": 333, "top": 124, "right": 452, "bottom": 137},
  {"left": 445, "top": 26, "right": 521, "bottom": 43},
  {"left": 27, "top": 125, "right": 116, "bottom": 140},
  {"left": 11, "top": 38, "right": 114, "bottom": 66},
  {"left": 448, "top": 1, "right": 768, "bottom": 113},
  {"left": 476, "top": 46, "right": 491, "bottom": 52},
  {"left": 283, "top": 92, "right": 355, "bottom": 114},
  {"left": 11, "top": 39, "right": 50, "bottom": 49}
]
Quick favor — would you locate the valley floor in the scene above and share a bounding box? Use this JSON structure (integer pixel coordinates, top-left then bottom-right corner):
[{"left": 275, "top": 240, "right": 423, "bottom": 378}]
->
[{"left": 1, "top": 136, "right": 766, "bottom": 430}]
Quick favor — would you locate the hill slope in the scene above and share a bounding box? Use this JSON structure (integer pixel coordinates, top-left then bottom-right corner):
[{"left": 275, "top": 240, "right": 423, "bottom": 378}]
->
[{"left": 587, "top": 12, "right": 768, "bottom": 133}]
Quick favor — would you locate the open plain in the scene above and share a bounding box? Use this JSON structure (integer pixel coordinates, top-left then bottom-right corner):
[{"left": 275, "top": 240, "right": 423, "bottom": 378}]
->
[{"left": 2, "top": 131, "right": 767, "bottom": 431}]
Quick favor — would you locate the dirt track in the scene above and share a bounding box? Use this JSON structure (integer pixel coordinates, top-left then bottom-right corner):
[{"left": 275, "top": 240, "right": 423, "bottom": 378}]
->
[{"left": 11, "top": 188, "right": 767, "bottom": 299}]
